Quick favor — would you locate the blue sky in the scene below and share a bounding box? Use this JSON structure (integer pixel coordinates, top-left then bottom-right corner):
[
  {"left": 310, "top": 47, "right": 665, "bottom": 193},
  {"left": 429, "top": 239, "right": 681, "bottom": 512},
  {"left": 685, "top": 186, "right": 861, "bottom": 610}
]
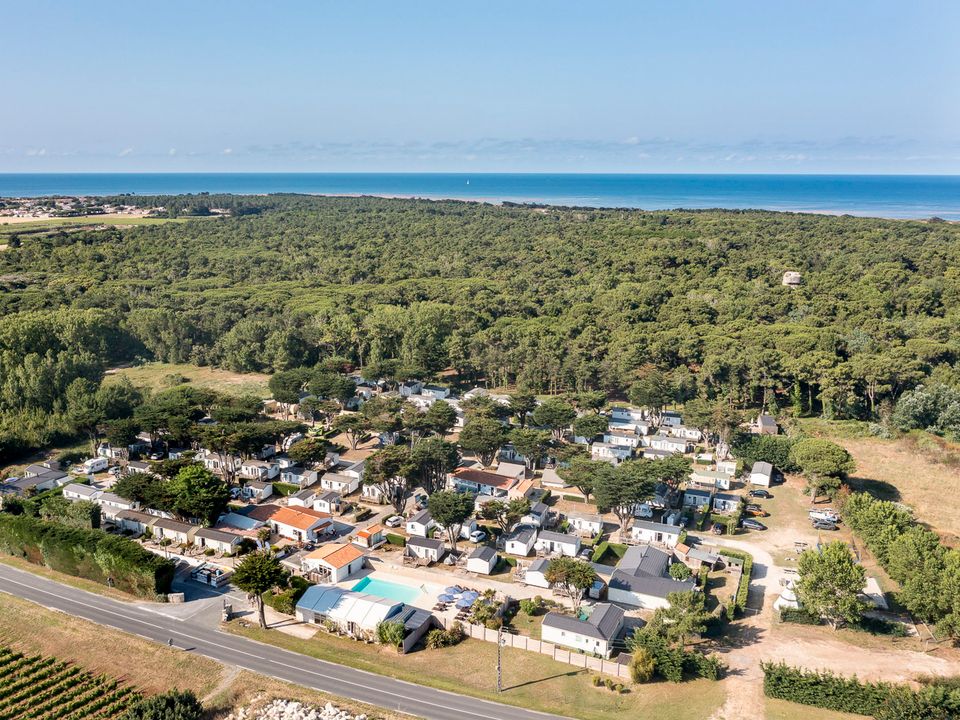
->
[{"left": 2, "top": 1, "right": 958, "bottom": 173}]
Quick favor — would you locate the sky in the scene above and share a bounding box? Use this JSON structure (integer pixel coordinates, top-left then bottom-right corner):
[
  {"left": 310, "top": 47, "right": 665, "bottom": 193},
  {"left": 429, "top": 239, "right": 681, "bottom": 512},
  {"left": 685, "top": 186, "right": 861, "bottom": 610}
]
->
[{"left": 2, "top": 1, "right": 959, "bottom": 174}]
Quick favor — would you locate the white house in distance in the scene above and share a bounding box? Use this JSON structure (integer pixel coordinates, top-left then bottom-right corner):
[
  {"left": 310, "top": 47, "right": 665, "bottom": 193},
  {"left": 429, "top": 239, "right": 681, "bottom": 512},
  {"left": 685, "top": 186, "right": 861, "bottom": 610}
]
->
[
  {"left": 320, "top": 472, "right": 360, "bottom": 495},
  {"left": 645, "top": 434, "right": 690, "bottom": 454},
  {"left": 712, "top": 492, "right": 742, "bottom": 514},
  {"left": 750, "top": 461, "right": 773, "bottom": 487},
  {"left": 541, "top": 603, "right": 625, "bottom": 659},
  {"left": 752, "top": 414, "right": 779, "bottom": 435},
  {"left": 630, "top": 520, "right": 682, "bottom": 548},
  {"left": 466, "top": 545, "right": 498, "bottom": 574},
  {"left": 97, "top": 492, "right": 138, "bottom": 521},
  {"left": 302, "top": 543, "right": 366, "bottom": 583},
  {"left": 504, "top": 525, "right": 538, "bottom": 556},
  {"left": 405, "top": 509, "right": 435, "bottom": 538},
  {"left": 602, "top": 429, "right": 641, "bottom": 449},
  {"left": 534, "top": 530, "right": 581, "bottom": 558},
  {"left": 151, "top": 518, "right": 196, "bottom": 546},
  {"left": 194, "top": 527, "right": 242, "bottom": 555},
  {"left": 405, "top": 535, "right": 446, "bottom": 564},
  {"left": 62, "top": 483, "right": 102, "bottom": 503},
  {"left": 661, "top": 410, "right": 683, "bottom": 427},
  {"left": 667, "top": 425, "right": 703, "bottom": 442},
  {"left": 566, "top": 511, "right": 603, "bottom": 538},
  {"left": 591, "top": 442, "right": 633, "bottom": 465}
]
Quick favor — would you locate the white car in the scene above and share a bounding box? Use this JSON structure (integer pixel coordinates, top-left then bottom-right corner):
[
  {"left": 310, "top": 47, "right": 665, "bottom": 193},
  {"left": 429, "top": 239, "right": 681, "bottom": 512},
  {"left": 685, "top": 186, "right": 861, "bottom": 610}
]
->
[
  {"left": 808, "top": 509, "right": 840, "bottom": 523},
  {"left": 384, "top": 515, "right": 403, "bottom": 528},
  {"left": 469, "top": 530, "right": 487, "bottom": 543},
  {"left": 633, "top": 503, "right": 653, "bottom": 519}
]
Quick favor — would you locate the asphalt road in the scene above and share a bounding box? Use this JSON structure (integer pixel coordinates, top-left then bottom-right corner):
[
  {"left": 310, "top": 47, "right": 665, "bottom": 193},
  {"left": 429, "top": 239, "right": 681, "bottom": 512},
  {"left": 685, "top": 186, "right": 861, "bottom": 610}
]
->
[{"left": 0, "top": 564, "right": 567, "bottom": 720}]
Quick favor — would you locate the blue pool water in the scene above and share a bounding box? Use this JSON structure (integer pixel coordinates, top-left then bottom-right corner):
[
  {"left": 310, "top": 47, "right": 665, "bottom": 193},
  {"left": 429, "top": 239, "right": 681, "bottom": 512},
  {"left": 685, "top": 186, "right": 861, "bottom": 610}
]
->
[{"left": 352, "top": 576, "right": 421, "bottom": 604}]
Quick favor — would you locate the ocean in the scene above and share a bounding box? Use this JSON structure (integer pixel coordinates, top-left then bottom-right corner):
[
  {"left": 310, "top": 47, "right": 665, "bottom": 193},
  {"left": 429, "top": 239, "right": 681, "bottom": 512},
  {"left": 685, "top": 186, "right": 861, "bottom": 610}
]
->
[{"left": 1, "top": 173, "right": 959, "bottom": 220}]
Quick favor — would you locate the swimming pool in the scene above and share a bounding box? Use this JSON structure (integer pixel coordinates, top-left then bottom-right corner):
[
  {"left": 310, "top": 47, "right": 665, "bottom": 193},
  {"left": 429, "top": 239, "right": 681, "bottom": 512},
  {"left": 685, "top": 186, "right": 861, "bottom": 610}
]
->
[{"left": 352, "top": 576, "right": 422, "bottom": 604}]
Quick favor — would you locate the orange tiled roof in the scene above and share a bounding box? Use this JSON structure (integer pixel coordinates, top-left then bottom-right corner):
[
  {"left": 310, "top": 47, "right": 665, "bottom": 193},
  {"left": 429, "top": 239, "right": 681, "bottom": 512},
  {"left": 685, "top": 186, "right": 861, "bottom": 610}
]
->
[
  {"left": 305, "top": 542, "right": 364, "bottom": 569},
  {"left": 357, "top": 523, "right": 384, "bottom": 538},
  {"left": 270, "top": 506, "right": 332, "bottom": 530}
]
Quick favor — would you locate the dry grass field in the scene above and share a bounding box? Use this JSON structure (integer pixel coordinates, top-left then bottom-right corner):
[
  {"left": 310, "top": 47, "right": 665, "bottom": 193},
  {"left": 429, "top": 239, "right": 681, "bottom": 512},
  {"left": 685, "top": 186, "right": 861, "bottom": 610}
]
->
[
  {"left": 798, "top": 419, "right": 960, "bottom": 544},
  {"left": 106, "top": 362, "right": 272, "bottom": 398}
]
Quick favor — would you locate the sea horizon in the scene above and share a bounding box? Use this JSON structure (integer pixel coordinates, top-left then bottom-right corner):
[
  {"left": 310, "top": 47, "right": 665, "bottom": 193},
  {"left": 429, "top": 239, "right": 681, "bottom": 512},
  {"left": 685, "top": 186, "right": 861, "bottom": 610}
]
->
[{"left": 2, "top": 172, "right": 959, "bottom": 220}]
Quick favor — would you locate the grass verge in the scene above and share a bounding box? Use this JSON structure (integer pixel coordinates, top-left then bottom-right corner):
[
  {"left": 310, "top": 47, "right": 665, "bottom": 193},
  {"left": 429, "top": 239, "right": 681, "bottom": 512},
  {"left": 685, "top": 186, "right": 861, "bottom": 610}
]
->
[{"left": 226, "top": 621, "right": 725, "bottom": 720}]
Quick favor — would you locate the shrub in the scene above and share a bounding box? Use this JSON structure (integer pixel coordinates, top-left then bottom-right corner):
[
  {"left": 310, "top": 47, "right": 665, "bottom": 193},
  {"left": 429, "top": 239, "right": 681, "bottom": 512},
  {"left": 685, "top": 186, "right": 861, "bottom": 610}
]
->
[
  {"left": 604, "top": 678, "right": 615, "bottom": 690},
  {"left": 592, "top": 675, "right": 603, "bottom": 687},
  {"left": 0, "top": 514, "right": 174, "bottom": 597},
  {"left": 425, "top": 622, "right": 465, "bottom": 649},
  {"left": 562, "top": 495, "right": 585, "bottom": 503},
  {"left": 669, "top": 562, "right": 692, "bottom": 581},
  {"left": 779, "top": 608, "right": 820, "bottom": 625},
  {"left": 760, "top": 662, "right": 960, "bottom": 717},
  {"left": 520, "top": 597, "right": 544, "bottom": 616},
  {"left": 629, "top": 648, "right": 656, "bottom": 683},
  {"left": 385, "top": 533, "right": 406, "bottom": 547},
  {"left": 123, "top": 690, "right": 203, "bottom": 720}
]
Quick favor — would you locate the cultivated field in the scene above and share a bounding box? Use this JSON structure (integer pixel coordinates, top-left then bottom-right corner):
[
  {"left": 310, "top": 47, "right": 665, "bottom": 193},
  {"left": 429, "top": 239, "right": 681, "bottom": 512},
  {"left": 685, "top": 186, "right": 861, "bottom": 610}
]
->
[
  {"left": 106, "top": 362, "right": 272, "bottom": 398},
  {"left": 0, "top": 645, "right": 138, "bottom": 720}
]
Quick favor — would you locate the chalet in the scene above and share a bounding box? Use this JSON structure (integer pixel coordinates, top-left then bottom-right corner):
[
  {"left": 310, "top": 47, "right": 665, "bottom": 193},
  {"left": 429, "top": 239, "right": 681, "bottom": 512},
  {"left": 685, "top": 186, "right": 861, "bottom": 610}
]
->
[
  {"left": 666, "top": 425, "right": 703, "bottom": 442},
  {"left": 566, "top": 511, "right": 603, "bottom": 538},
  {"left": 661, "top": 411, "right": 683, "bottom": 427},
  {"left": 242, "top": 480, "right": 274, "bottom": 502},
  {"left": 194, "top": 527, "right": 242, "bottom": 555},
  {"left": 399, "top": 380, "right": 424, "bottom": 397},
  {"left": 539, "top": 467, "right": 568, "bottom": 490},
  {"left": 124, "top": 460, "right": 152, "bottom": 476},
  {"left": 360, "top": 483, "right": 388, "bottom": 504},
  {"left": 449, "top": 468, "right": 517, "bottom": 497},
  {"left": 239, "top": 459, "right": 280, "bottom": 481},
  {"left": 504, "top": 525, "right": 537, "bottom": 556},
  {"left": 712, "top": 493, "right": 742, "bottom": 514},
  {"left": 690, "top": 469, "right": 731, "bottom": 491},
  {"left": 152, "top": 518, "right": 196, "bottom": 546},
  {"left": 353, "top": 523, "right": 386, "bottom": 549},
  {"left": 196, "top": 451, "right": 240, "bottom": 476},
  {"left": 421, "top": 384, "right": 451, "bottom": 400},
  {"left": 313, "top": 490, "right": 343, "bottom": 514},
  {"left": 541, "top": 603, "right": 624, "bottom": 659},
  {"left": 521, "top": 500, "right": 552, "bottom": 528},
  {"left": 750, "top": 461, "right": 773, "bottom": 487},
  {"left": 607, "top": 544, "right": 695, "bottom": 609},
  {"left": 280, "top": 466, "right": 318, "bottom": 488},
  {"left": 287, "top": 488, "right": 318, "bottom": 508},
  {"left": 269, "top": 506, "right": 334, "bottom": 543},
  {"left": 630, "top": 520, "right": 682, "bottom": 548},
  {"left": 609, "top": 407, "right": 647, "bottom": 425},
  {"left": 405, "top": 535, "right": 445, "bottom": 564},
  {"left": 302, "top": 543, "right": 366, "bottom": 582},
  {"left": 603, "top": 429, "right": 641, "bottom": 448},
  {"left": 320, "top": 472, "right": 360, "bottom": 495},
  {"left": 716, "top": 459, "right": 738, "bottom": 476},
  {"left": 114, "top": 510, "right": 156, "bottom": 535},
  {"left": 466, "top": 545, "right": 498, "bottom": 575},
  {"left": 405, "top": 509, "right": 435, "bottom": 538},
  {"left": 61, "top": 483, "right": 102, "bottom": 503},
  {"left": 534, "top": 530, "right": 580, "bottom": 557},
  {"left": 495, "top": 461, "right": 527, "bottom": 482},
  {"left": 752, "top": 414, "right": 778, "bottom": 435},
  {"left": 682, "top": 488, "right": 712, "bottom": 510},
  {"left": 97, "top": 492, "right": 138, "bottom": 520},
  {"left": 591, "top": 442, "right": 633, "bottom": 465},
  {"left": 642, "top": 447, "right": 678, "bottom": 461},
  {"left": 645, "top": 434, "right": 690, "bottom": 454}
]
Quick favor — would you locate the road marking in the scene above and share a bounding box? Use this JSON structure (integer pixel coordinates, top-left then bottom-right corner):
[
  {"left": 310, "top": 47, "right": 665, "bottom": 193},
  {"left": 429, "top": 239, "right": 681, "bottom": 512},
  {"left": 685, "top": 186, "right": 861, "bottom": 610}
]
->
[{"left": 0, "top": 567, "right": 564, "bottom": 720}]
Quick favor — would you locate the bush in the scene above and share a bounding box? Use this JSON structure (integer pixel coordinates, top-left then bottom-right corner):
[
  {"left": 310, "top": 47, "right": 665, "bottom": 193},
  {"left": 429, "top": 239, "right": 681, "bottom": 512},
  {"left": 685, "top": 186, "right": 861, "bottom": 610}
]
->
[
  {"left": 385, "top": 533, "right": 406, "bottom": 547},
  {"left": 425, "top": 622, "right": 465, "bottom": 649},
  {"left": 761, "top": 662, "right": 960, "bottom": 717},
  {"left": 629, "top": 648, "right": 656, "bottom": 683},
  {"left": 604, "top": 678, "right": 615, "bottom": 690},
  {"left": 520, "top": 597, "right": 544, "bottom": 616},
  {"left": 780, "top": 608, "right": 821, "bottom": 625},
  {"left": 669, "top": 562, "right": 692, "bottom": 581},
  {"left": 592, "top": 675, "right": 603, "bottom": 687},
  {"left": 731, "top": 434, "right": 797, "bottom": 471},
  {"left": 0, "top": 514, "right": 174, "bottom": 597},
  {"left": 123, "top": 690, "right": 203, "bottom": 720},
  {"left": 562, "top": 494, "right": 586, "bottom": 503}
]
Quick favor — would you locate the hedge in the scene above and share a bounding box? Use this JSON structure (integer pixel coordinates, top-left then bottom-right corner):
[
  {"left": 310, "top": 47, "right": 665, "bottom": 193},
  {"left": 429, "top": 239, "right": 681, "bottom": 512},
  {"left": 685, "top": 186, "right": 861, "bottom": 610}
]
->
[
  {"left": 0, "top": 514, "right": 174, "bottom": 597},
  {"left": 561, "top": 494, "right": 585, "bottom": 503},
  {"left": 717, "top": 548, "right": 753, "bottom": 615},
  {"left": 385, "top": 533, "right": 406, "bottom": 547},
  {"left": 591, "top": 541, "right": 628, "bottom": 564},
  {"left": 761, "top": 662, "right": 960, "bottom": 718},
  {"left": 271, "top": 482, "right": 300, "bottom": 497}
]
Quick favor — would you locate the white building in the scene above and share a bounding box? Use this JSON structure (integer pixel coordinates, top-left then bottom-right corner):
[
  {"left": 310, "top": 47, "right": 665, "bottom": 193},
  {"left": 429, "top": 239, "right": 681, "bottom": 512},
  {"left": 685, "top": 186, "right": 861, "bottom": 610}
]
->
[
  {"left": 630, "top": 520, "right": 681, "bottom": 548},
  {"left": 405, "top": 536, "right": 446, "bottom": 564},
  {"left": 566, "top": 511, "right": 603, "bottom": 538},
  {"left": 405, "top": 509, "right": 435, "bottom": 538},
  {"left": 534, "top": 530, "right": 581, "bottom": 558},
  {"left": 750, "top": 461, "right": 773, "bottom": 487},
  {"left": 302, "top": 543, "right": 366, "bottom": 583},
  {"left": 466, "top": 545, "right": 498, "bottom": 575},
  {"left": 504, "top": 525, "right": 537, "bottom": 556},
  {"left": 541, "top": 603, "right": 624, "bottom": 659}
]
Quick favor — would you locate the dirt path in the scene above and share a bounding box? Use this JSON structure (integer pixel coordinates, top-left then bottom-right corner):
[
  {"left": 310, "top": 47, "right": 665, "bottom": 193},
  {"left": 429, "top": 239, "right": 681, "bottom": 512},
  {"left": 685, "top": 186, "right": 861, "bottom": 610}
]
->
[{"left": 203, "top": 664, "right": 242, "bottom": 703}]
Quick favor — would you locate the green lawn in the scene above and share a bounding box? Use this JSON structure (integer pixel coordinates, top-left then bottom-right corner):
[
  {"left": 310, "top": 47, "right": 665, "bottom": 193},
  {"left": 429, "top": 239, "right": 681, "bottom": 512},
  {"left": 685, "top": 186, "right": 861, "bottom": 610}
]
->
[
  {"left": 105, "top": 362, "right": 271, "bottom": 398},
  {"left": 228, "top": 622, "right": 725, "bottom": 720}
]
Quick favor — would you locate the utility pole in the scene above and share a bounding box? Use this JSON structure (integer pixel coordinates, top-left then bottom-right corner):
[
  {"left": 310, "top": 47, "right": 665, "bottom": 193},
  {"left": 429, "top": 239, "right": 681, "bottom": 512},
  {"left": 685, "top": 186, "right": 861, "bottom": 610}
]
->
[{"left": 497, "top": 625, "right": 506, "bottom": 693}]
